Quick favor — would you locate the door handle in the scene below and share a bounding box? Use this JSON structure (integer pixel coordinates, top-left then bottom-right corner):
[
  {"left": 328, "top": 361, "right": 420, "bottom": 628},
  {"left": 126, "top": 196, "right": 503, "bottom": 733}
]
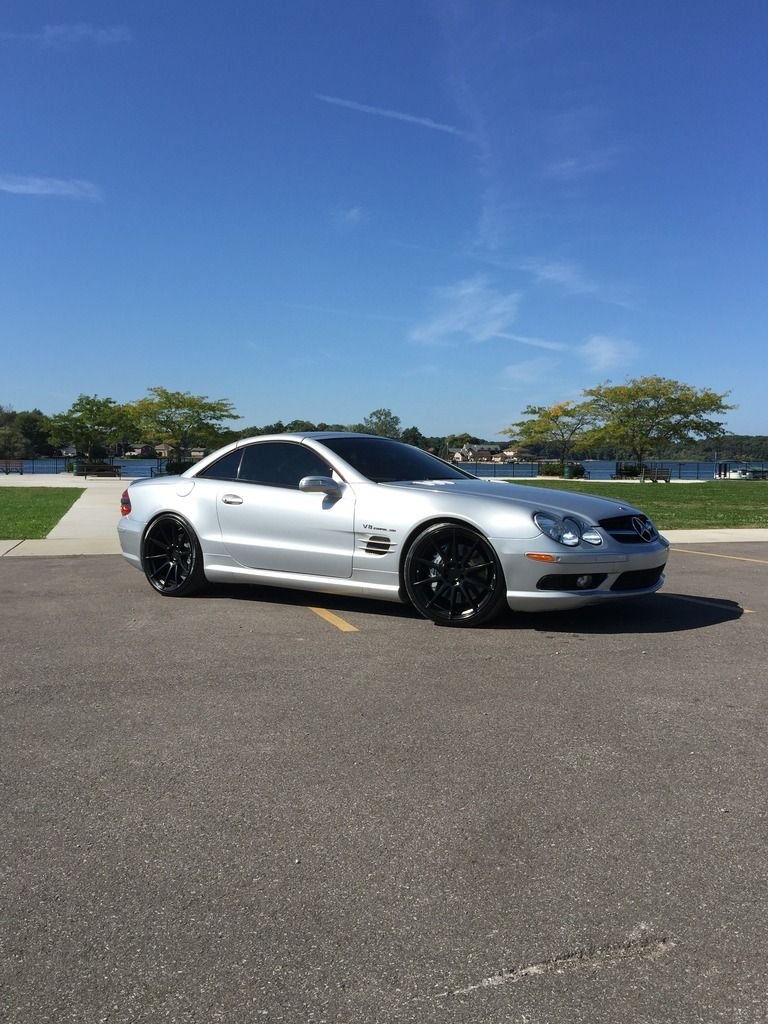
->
[{"left": 222, "top": 494, "right": 244, "bottom": 505}]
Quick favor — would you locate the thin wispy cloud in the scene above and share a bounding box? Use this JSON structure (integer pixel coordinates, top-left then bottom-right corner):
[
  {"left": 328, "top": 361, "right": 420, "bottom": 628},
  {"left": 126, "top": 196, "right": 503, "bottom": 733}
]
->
[
  {"left": 0, "top": 175, "right": 104, "bottom": 202},
  {"left": 521, "top": 258, "right": 600, "bottom": 296},
  {"left": 522, "top": 257, "right": 637, "bottom": 309},
  {"left": 410, "top": 275, "right": 521, "bottom": 346},
  {"left": 580, "top": 334, "right": 639, "bottom": 373},
  {"left": 501, "top": 357, "right": 558, "bottom": 385},
  {"left": 442, "top": 66, "right": 507, "bottom": 252},
  {"left": 496, "top": 331, "right": 568, "bottom": 352},
  {"left": 497, "top": 332, "right": 638, "bottom": 392},
  {"left": 334, "top": 204, "right": 367, "bottom": 230},
  {"left": 315, "top": 93, "right": 468, "bottom": 138},
  {"left": 545, "top": 147, "right": 623, "bottom": 180},
  {"left": 0, "top": 24, "right": 132, "bottom": 47}
]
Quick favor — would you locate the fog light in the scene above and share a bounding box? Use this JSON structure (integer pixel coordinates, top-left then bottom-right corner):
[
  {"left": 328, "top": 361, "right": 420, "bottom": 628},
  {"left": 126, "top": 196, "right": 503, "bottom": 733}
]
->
[{"left": 575, "top": 575, "right": 593, "bottom": 589}]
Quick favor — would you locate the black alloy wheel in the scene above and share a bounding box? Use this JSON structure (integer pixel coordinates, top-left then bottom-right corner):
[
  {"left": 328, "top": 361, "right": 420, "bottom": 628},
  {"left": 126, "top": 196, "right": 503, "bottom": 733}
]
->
[
  {"left": 404, "top": 523, "right": 507, "bottom": 626},
  {"left": 141, "top": 514, "right": 206, "bottom": 596}
]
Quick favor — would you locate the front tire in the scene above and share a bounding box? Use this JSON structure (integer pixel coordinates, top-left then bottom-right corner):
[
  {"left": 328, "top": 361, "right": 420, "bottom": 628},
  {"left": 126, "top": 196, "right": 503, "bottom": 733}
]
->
[
  {"left": 141, "top": 514, "right": 207, "bottom": 596},
  {"left": 404, "top": 523, "right": 507, "bottom": 627}
]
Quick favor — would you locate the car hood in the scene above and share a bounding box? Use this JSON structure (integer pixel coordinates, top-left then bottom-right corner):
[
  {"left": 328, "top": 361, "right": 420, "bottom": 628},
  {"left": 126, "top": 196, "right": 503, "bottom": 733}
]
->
[{"left": 385, "top": 478, "right": 646, "bottom": 522}]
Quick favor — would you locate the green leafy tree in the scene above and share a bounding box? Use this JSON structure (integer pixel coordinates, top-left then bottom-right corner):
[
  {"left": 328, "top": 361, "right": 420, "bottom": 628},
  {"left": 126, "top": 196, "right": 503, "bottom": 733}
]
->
[
  {"left": 360, "top": 408, "right": 401, "bottom": 439},
  {"left": 15, "top": 409, "right": 53, "bottom": 455},
  {"left": 132, "top": 387, "right": 240, "bottom": 458},
  {"left": 446, "top": 433, "right": 487, "bottom": 449},
  {"left": 421, "top": 435, "right": 448, "bottom": 457},
  {"left": 238, "top": 420, "right": 285, "bottom": 437},
  {"left": 400, "top": 425, "right": 426, "bottom": 448},
  {"left": 503, "top": 401, "right": 596, "bottom": 466},
  {"left": 583, "top": 376, "right": 734, "bottom": 464},
  {"left": 0, "top": 424, "right": 25, "bottom": 458},
  {"left": 284, "top": 419, "right": 317, "bottom": 433},
  {"left": 48, "top": 394, "right": 131, "bottom": 459},
  {"left": 0, "top": 406, "right": 26, "bottom": 458}
]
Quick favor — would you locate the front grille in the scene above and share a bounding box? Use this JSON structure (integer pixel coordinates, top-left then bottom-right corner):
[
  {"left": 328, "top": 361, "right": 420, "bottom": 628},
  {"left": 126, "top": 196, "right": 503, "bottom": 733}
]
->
[
  {"left": 611, "top": 565, "right": 665, "bottom": 591},
  {"left": 599, "top": 514, "right": 658, "bottom": 544}
]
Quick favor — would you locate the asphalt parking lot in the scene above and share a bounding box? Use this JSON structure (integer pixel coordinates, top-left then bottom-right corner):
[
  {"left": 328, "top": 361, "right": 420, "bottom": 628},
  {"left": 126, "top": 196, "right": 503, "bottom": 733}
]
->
[{"left": 1, "top": 546, "right": 767, "bottom": 1023}]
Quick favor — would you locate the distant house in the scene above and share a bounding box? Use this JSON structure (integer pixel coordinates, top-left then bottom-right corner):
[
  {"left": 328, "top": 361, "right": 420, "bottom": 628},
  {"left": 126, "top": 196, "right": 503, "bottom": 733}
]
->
[
  {"left": 452, "top": 444, "right": 507, "bottom": 463},
  {"left": 471, "top": 446, "right": 502, "bottom": 462},
  {"left": 492, "top": 446, "right": 525, "bottom": 463},
  {"left": 152, "top": 443, "right": 208, "bottom": 462}
]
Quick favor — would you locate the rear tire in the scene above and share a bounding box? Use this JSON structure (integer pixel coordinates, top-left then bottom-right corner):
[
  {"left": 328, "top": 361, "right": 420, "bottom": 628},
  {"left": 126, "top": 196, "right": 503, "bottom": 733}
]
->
[
  {"left": 141, "top": 514, "right": 206, "bottom": 596},
  {"left": 404, "top": 523, "right": 507, "bottom": 627}
]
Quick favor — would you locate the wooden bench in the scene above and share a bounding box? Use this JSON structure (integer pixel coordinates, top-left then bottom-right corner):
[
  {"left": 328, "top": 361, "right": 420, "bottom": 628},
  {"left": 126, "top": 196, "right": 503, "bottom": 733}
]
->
[
  {"left": 75, "top": 464, "right": 122, "bottom": 479},
  {"left": 2, "top": 460, "right": 24, "bottom": 474},
  {"left": 644, "top": 468, "right": 671, "bottom": 483}
]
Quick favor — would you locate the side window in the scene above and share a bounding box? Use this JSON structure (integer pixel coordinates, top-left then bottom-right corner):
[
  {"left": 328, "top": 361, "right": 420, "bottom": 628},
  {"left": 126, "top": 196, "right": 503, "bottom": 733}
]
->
[
  {"left": 238, "top": 442, "right": 331, "bottom": 488},
  {"left": 196, "top": 449, "right": 242, "bottom": 481}
]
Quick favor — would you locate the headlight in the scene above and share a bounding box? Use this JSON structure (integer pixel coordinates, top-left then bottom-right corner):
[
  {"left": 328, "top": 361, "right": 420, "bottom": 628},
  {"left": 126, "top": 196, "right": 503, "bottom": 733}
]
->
[{"left": 533, "top": 512, "right": 602, "bottom": 547}]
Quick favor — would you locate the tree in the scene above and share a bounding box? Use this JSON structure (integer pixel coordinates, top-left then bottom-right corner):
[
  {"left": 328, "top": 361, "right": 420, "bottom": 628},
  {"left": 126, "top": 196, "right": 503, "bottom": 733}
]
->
[
  {"left": 361, "top": 408, "right": 401, "bottom": 438},
  {"left": 283, "top": 419, "right": 317, "bottom": 433},
  {"left": 15, "top": 409, "right": 53, "bottom": 455},
  {"left": 48, "top": 394, "right": 131, "bottom": 459},
  {"left": 445, "top": 432, "right": 488, "bottom": 449},
  {"left": 400, "top": 425, "right": 426, "bottom": 448},
  {"left": 132, "top": 387, "right": 240, "bottom": 458},
  {"left": 503, "top": 401, "right": 596, "bottom": 466},
  {"left": 0, "top": 406, "right": 25, "bottom": 458},
  {"left": 583, "top": 376, "right": 734, "bottom": 464}
]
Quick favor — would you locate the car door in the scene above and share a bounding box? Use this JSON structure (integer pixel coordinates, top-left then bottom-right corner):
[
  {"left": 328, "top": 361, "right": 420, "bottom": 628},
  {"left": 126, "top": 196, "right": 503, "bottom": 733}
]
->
[{"left": 210, "top": 440, "right": 355, "bottom": 577}]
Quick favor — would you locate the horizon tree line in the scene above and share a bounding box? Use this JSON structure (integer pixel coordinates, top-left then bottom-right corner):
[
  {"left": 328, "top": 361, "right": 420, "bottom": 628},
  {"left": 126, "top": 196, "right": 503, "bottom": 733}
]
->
[{"left": 1, "top": 377, "right": 766, "bottom": 464}]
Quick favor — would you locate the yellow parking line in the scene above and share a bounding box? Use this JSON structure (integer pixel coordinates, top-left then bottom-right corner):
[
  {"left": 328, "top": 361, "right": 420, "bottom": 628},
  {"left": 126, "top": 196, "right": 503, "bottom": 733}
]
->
[
  {"left": 671, "top": 547, "right": 768, "bottom": 565},
  {"left": 667, "top": 594, "right": 753, "bottom": 613},
  {"left": 309, "top": 607, "right": 359, "bottom": 632}
]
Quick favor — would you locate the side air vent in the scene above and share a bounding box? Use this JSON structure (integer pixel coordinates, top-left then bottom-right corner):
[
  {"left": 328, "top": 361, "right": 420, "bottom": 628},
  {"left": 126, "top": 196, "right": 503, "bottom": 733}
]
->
[{"left": 364, "top": 535, "right": 392, "bottom": 556}]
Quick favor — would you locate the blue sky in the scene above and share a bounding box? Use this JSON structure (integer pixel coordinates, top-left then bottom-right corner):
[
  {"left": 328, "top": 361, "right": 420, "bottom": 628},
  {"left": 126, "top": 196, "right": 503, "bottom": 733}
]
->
[{"left": 2, "top": 1, "right": 766, "bottom": 439}]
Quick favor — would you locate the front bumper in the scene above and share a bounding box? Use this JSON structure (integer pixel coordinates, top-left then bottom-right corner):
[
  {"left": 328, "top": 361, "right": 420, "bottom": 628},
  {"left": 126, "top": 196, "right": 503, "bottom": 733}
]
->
[{"left": 495, "top": 534, "right": 669, "bottom": 612}]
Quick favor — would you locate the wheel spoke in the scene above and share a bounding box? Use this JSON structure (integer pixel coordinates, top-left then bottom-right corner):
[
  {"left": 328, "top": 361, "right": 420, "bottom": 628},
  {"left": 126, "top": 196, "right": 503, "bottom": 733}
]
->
[{"left": 423, "top": 579, "right": 453, "bottom": 609}]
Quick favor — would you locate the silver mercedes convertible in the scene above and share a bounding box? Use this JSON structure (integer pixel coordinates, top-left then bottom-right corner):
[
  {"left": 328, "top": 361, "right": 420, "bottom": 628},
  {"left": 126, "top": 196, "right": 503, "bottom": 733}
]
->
[{"left": 118, "top": 432, "right": 669, "bottom": 627}]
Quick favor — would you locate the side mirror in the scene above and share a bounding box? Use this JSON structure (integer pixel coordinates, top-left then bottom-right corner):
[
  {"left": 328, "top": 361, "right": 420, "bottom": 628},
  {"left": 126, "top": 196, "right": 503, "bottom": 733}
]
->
[{"left": 299, "top": 475, "right": 343, "bottom": 499}]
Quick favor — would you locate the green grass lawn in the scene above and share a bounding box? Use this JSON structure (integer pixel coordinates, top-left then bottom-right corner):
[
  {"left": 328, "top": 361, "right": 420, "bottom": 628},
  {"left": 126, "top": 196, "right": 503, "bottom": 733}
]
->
[
  {"left": 0, "top": 480, "right": 766, "bottom": 540},
  {"left": 511, "top": 480, "right": 768, "bottom": 529},
  {"left": 0, "top": 488, "right": 84, "bottom": 539}
]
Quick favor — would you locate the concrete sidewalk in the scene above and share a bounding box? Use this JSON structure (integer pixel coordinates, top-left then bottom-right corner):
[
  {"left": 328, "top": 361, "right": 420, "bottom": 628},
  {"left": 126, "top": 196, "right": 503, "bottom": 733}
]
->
[
  {"left": 1, "top": 472, "right": 768, "bottom": 556},
  {"left": 0, "top": 474, "right": 129, "bottom": 556}
]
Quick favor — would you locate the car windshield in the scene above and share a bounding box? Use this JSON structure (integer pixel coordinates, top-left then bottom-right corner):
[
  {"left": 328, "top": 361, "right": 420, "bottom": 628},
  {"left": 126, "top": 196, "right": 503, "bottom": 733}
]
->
[{"left": 321, "top": 436, "right": 474, "bottom": 483}]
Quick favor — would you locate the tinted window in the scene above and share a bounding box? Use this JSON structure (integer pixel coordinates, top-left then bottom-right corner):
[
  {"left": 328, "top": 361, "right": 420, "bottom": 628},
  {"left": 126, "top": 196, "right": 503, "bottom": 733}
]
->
[
  {"left": 196, "top": 448, "right": 242, "bottom": 481},
  {"left": 322, "top": 436, "right": 472, "bottom": 482},
  {"left": 238, "top": 442, "right": 331, "bottom": 488}
]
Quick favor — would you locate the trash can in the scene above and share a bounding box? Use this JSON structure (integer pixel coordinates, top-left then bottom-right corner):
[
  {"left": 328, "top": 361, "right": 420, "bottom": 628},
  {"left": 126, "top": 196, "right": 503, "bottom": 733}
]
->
[{"left": 563, "top": 464, "right": 574, "bottom": 479}]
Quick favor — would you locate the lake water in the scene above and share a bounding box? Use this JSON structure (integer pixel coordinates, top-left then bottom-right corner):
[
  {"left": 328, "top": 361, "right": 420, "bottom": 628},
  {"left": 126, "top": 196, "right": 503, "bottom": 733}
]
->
[
  {"left": 9, "top": 458, "right": 163, "bottom": 479},
  {"left": 10, "top": 456, "right": 768, "bottom": 482}
]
